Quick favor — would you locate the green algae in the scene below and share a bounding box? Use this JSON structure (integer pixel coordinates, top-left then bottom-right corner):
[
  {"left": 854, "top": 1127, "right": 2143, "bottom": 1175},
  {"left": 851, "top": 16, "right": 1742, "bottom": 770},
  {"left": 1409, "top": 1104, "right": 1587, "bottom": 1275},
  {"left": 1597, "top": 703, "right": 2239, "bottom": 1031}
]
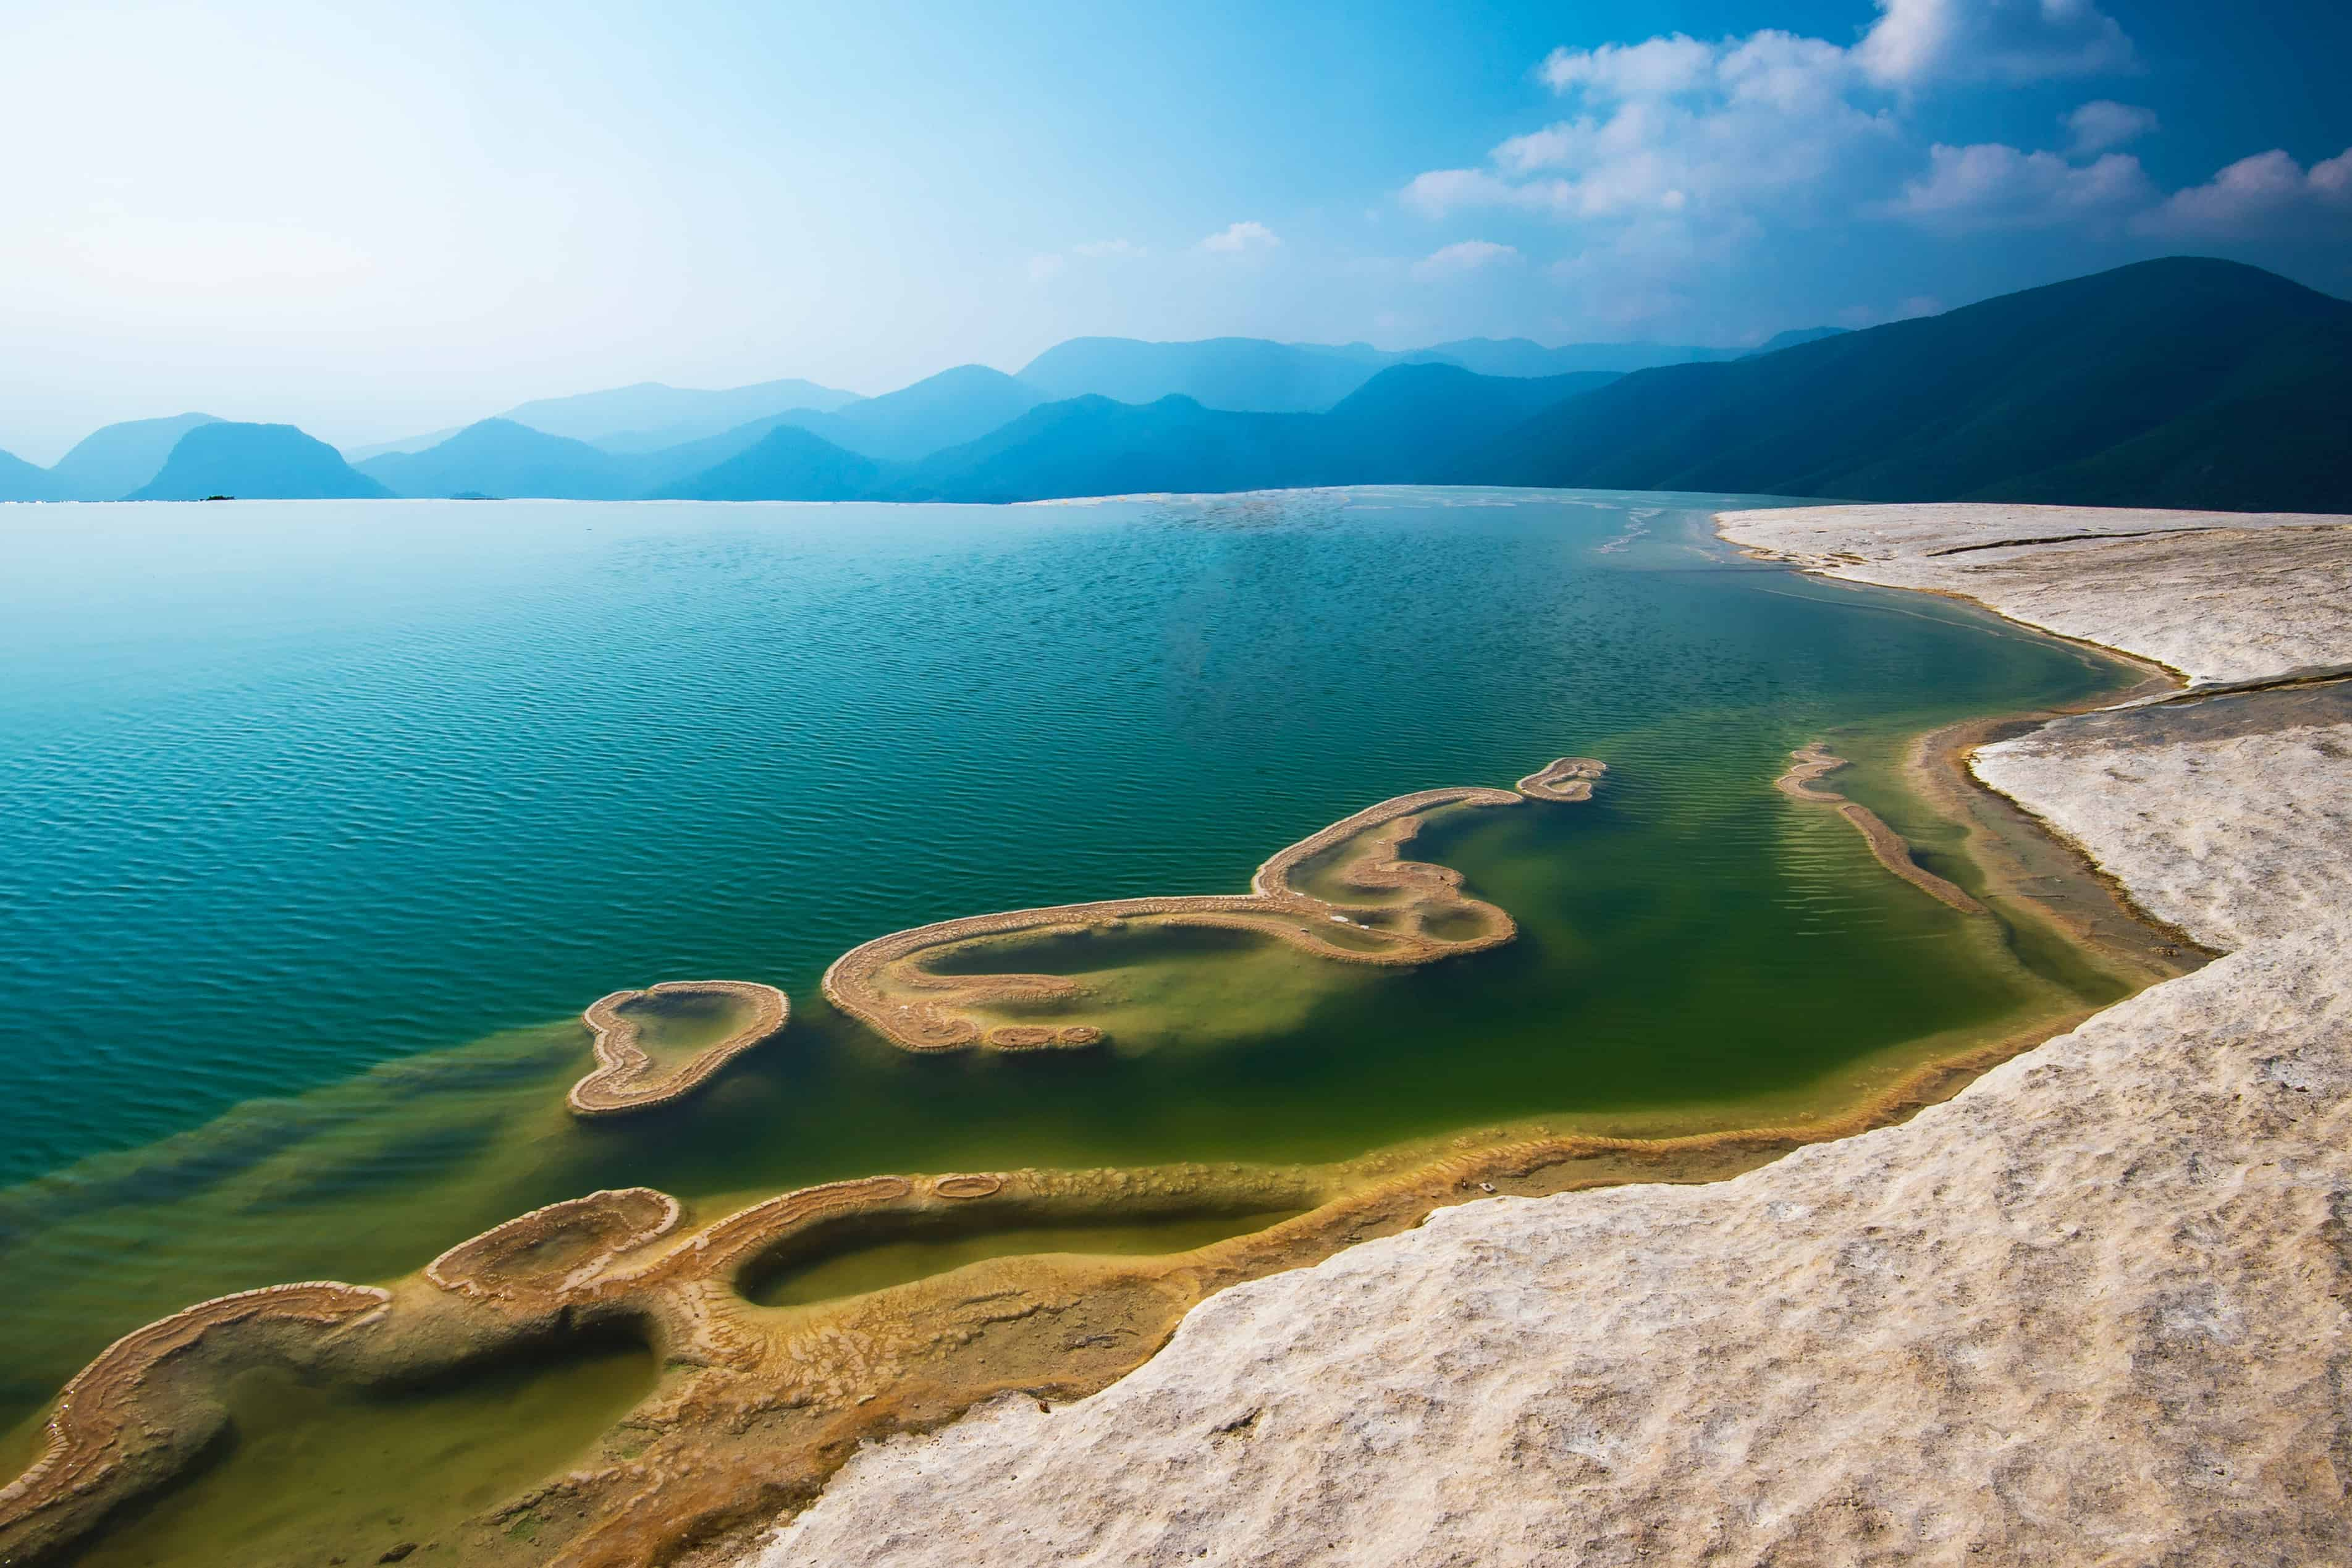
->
[
  {"left": 745, "top": 1208, "right": 1309, "bottom": 1308},
  {"left": 63, "top": 1338, "right": 658, "bottom": 1568},
  {"left": 0, "top": 495, "right": 2171, "bottom": 1560}
]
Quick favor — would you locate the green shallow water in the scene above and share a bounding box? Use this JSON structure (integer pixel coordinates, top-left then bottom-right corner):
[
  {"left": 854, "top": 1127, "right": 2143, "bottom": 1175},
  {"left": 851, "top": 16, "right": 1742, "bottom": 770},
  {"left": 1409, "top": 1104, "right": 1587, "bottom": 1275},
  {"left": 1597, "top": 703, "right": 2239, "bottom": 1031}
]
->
[
  {"left": 745, "top": 1208, "right": 1309, "bottom": 1308},
  {"left": 64, "top": 1338, "right": 659, "bottom": 1568},
  {"left": 0, "top": 489, "right": 2144, "bottom": 1550}
]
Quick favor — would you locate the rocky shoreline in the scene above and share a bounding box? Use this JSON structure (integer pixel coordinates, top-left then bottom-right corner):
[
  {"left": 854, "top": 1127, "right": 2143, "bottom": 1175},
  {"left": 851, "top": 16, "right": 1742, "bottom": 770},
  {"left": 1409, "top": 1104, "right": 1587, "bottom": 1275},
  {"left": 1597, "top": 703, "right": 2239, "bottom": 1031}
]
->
[{"left": 744, "top": 502, "right": 2352, "bottom": 1567}]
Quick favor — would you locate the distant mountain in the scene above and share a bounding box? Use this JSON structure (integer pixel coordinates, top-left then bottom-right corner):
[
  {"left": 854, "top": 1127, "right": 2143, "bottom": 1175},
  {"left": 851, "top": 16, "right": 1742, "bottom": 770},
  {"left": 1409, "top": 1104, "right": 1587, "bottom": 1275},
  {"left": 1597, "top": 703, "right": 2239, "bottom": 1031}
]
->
[
  {"left": 779, "top": 365, "right": 1049, "bottom": 461},
  {"left": 510, "top": 378, "right": 862, "bottom": 447},
  {"left": 47, "top": 413, "right": 222, "bottom": 499},
  {"left": 1469, "top": 258, "right": 2352, "bottom": 512},
  {"left": 356, "top": 418, "right": 645, "bottom": 499},
  {"left": 1019, "top": 334, "right": 1770, "bottom": 412},
  {"left": 1018, "top": 337, "right": 1397, "bottom": 414},
  {"left": 345, "top": 376, "right": 866, "bottom": 463},
  {"left": 130, "top": 423, "right": 392, "bottom": 501},
  {"left": 1742, "top": 327, "right": 1847, "bottom": 357},
  {"left": 646, "top": 363, "right": 1621, "bottom": 504},
  {"left": 344, "top": 426, "right": 464, "bottom": 463},
  {"left": 649, "top": 425, "right": 888, "bottom": 501},
  {"left": 877, "top": 365, "right": 1616, "bottom": 503},
  {"left": 891, "top": 395, "right": 1314, "bottom": 502},
  {"left": 1320, "top": 365, "right": 1619, "bottom": 479},
  {"left": 1407, "top": 339, "right": 1732, "bottom": 377},
  {"left": 0, "top": 447, "right": 65, "bottom": 502}
]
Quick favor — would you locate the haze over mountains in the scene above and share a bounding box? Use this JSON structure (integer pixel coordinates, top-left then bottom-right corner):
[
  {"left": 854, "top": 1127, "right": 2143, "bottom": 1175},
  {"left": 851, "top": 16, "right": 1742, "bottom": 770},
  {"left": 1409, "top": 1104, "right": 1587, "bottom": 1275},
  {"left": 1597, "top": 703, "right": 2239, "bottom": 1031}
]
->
[{"left": 2, "top": 261, "right": 2343, "bottom": 513}]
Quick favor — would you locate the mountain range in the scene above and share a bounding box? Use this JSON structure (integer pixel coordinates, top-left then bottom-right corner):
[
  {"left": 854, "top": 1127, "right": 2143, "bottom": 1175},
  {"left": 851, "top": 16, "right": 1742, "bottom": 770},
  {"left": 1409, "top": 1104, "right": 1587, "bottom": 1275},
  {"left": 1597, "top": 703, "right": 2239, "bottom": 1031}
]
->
[
  {"left": 1465, "top": 257, "right": 2352, "bottom": 512},
  {"left": 2, "top": 259, "right": 2343, "bottom": 512}
]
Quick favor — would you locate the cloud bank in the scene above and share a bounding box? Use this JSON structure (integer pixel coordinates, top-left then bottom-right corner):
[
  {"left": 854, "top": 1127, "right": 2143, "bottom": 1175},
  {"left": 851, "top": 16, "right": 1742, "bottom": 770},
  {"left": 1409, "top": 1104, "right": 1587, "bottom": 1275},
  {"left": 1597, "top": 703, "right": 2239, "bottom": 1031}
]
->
[{"left": 1398, "top": 0, "right": 2348, "bottom": 331}]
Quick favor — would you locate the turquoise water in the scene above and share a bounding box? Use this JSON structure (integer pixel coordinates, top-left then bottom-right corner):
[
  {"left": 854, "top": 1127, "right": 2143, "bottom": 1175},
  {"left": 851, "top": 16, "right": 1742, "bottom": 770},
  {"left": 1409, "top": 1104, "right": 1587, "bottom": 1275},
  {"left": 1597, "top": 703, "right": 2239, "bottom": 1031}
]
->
[{"left": 0, "top": 489, "right": 2135, "bottom": 1440}]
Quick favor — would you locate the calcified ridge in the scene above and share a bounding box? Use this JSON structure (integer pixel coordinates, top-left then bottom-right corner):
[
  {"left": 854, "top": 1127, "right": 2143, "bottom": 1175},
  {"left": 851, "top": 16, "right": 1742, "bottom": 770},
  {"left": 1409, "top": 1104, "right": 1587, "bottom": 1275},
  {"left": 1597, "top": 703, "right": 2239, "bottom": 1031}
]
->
[
  {"left": 738, "top": 504, "right": 2352, "bottom": 1568},
  {"left": 821, "top": 770, "right": 1604, "bottom": 1054},
  {"left": 0, "top": 700, "right": 2164, "bottom": 1566},
  {"left": 0, "top": 759, "right": 1611, "bottom": 1563},
  {"left": 1776, "top": 741, "right": 1986, "bottom": 914},
  {"left": 568, "top": 981, "right": 790, "bottom": 1116}
]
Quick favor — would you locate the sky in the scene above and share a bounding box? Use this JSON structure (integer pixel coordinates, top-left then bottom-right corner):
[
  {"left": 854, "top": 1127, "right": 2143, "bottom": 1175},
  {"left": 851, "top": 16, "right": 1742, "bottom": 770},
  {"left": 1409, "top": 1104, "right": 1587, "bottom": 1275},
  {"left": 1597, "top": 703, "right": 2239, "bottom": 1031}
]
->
[{"left": 1, "top": 0, "right": 2346, "bottom": 460}]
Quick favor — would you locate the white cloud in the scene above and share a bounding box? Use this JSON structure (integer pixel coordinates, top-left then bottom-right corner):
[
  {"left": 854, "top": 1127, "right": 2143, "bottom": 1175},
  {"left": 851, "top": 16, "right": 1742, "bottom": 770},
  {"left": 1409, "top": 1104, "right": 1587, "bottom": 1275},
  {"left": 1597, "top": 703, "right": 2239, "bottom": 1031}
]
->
[
  {"left": 1889, "top": 142, "right": 2154, "bottom": 229},
  {"left": 1854, "top": 0, "right": 2135, "bottom": 87},
  {"left": 1409, "top": 30, "right": 1892, "bottom": 224},
  {"left": 1404, "top": 168, "right": 1527, "bottom": 216},
  {"left": 2135, "top": 145, "right": 2352, "bottom": 240},
  {"left": 1073, "top": 238, "right": 1147, "bottom": 259},
  {"left": 1026, "top": 252, "right": 1066, "bottom": 284},
  {"left": 2064, "top": 99, "right": 2157, "bottom": 156},
  {"left": 1410, "top": 240, "right": 1520, "bottom": 281},
  {"left": 1538, "top": 35, "right": 1715, "bottom": 97},
  {"left": 1200, "top": 221, "right": 1280, "bottom": 253}
]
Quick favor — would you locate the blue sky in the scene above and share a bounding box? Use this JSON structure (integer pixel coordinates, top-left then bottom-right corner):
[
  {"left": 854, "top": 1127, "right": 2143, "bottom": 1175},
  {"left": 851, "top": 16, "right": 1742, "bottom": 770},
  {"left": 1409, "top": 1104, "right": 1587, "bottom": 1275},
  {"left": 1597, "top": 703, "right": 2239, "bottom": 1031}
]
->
[{"left": 2, "top": 0, "right": 2346, "bottom": 458}]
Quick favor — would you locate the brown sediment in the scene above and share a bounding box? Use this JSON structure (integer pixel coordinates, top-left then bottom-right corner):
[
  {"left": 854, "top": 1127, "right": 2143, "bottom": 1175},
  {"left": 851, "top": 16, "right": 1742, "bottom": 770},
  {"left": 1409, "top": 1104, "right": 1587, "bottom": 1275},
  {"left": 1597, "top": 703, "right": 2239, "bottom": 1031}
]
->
[
  {"left": 9, "top": 731, "right": 2176, "bottom": 1568},
  {"left": 1514, "top": 756, "right": 1607, "bottom": 802},
  {"left": 822, "top": 766, "right": 1603, "bottom": 1054},
  {"left": 0, "top": 997, "right": 2072, "bottom": 1568},
  {"left": 1777, "top": 743, "right": 1987, "bottom": 914},
  {"left": 569, "top": 981, "right": 790, "bottom": 1117},
  {"left": 427, "top": 1188, "right": 684, "bottom": 1301},
  {"left": 1904, "top": 712, "right": 2216, "bottom": 979},
  {"left": 0, "top": 1281, "right": 391, "bottom": 1553},
  {"left": 934, "top": 1174, "right": 1003, "bottom": 1200}
]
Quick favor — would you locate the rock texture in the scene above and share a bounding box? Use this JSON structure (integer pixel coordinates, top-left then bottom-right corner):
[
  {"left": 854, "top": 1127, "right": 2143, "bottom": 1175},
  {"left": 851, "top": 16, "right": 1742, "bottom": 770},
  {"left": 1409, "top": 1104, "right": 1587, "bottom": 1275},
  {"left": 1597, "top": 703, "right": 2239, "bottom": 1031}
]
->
[
  {"left": 743, "top": 504, "right": 2352, "bottom": 1568},
  {"left": 1973, "top": 688, "right": 2352, "bottom": 951},
  {"left": 1716, "top": 502, "right": 2352, "bottom": 685}
]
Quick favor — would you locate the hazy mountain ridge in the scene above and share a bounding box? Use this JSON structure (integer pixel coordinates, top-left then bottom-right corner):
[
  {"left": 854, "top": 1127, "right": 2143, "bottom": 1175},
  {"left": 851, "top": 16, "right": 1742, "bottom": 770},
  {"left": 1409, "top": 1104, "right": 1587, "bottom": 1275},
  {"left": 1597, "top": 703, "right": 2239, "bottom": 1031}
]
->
[
  {"left": 771, "top": 365, "right": 1050, "bottom": 462},
  {"left": 356, "top": 419, "right": 647, "bottom": 500},
  {"left": 0, "top": 447, "right": 66, "bottom": 502},
  {"left": 347, "top": 377, "right": 867, "bottom": 463},
  {"left": 649, "top": 425, "right": 891, "bottom": 501},
  {"left": 1468, "top": 258, "right": 2352, "bottom": 513},
  {"left": 13, "top": 262, "right": 2345, "bottom": 511},
  {"left": 130, "top": 423, "right": 391, "bottom": 501},
  {"left": 48, "top": 414, "right": 223, "bottom": 500}
]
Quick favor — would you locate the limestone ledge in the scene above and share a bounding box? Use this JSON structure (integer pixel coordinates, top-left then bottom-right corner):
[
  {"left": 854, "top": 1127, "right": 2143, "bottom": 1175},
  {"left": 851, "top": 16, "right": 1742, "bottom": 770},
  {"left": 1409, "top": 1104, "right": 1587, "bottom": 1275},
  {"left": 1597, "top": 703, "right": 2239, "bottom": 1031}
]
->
[
  {"left": 741, "top": 504, "right": 2352, "bottom": 1567},
  {"left": 1716, "top": 502, "right": 2352, "bottom": 686}
]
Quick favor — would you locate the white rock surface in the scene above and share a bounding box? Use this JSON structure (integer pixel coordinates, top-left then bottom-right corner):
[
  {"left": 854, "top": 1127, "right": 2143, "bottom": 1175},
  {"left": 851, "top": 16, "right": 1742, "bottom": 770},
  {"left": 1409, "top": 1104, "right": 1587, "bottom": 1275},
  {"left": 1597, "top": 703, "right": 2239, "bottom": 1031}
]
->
[
  {"left": 746, "top": 504, "right": 2352, "bottom": 1568},
  {"left": 1716, "top": 502, "right": 2352, "bottom": 686},
  {"left": 1975, "top": 706, "right": 2352, "bottom": 951}
]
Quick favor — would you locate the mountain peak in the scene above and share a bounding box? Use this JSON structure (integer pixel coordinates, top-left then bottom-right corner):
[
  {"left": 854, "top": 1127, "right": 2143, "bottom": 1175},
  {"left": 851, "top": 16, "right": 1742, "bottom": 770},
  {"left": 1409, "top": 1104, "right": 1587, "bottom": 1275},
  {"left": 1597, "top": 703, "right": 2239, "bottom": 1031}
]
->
[{"left": 131, "top": 422, "right": 390, "bottom": 502}]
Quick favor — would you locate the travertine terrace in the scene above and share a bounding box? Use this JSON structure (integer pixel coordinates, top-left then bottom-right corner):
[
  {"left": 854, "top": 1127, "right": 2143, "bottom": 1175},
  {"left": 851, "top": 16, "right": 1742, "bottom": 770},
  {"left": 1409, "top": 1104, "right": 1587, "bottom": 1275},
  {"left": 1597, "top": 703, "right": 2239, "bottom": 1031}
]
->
[
  {"left": 1718, "top": 502, "right": 2352, "bottom": 685},
  {"left": 0, "top": 1077, "right": 2065, "bottom": 1568},
  {"left": 0, "top": 681, "right": 2191, "bottom": 1567},
  {"left": 1777, "top": 741, "right": 1986, "bottom": 913},
  {"left": 1513, "top": 755, "right": 1606, "bottom": 802},
  {"left": 0, "top": 1282, "right": 392, "bottom": 1554},
  {"left": 740, "top": 505, "right": 2352, "bottom": 1568},
  {"left": 568, "top": 980, "right": 789, "bottom": 1116},
  {"left": 823, "top": 767, "right": 1607, "bottom": 1053}
]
